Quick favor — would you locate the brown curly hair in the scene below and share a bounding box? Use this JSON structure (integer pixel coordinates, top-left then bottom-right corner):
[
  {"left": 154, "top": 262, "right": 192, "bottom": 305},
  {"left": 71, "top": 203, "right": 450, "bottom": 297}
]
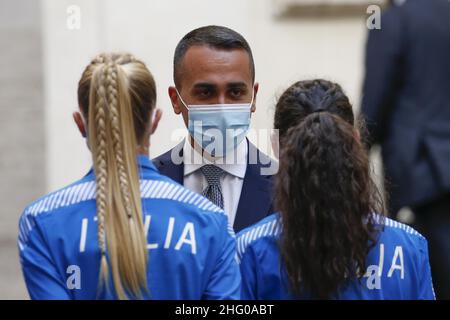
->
[{"left": 274, "top": 79, "right": 385, "bottom": 299}]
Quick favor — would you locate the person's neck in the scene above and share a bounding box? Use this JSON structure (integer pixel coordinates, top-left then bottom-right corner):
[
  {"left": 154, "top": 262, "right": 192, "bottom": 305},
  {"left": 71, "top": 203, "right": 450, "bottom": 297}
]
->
[{"left": 137, "top": 144, "right": 149, "bottom": 157}]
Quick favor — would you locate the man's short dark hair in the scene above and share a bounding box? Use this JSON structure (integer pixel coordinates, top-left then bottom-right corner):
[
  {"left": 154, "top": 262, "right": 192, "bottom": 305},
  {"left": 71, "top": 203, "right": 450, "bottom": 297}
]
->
[{"left": 173, "top": 25, "right": 255, "bottom": 88}]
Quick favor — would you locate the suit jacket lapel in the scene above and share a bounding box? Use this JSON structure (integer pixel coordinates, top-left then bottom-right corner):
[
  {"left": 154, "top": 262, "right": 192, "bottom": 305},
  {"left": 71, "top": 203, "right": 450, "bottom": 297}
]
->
[
  {"left": 153, "top": 140, "right": 184, "bottom": 184},
  {"left": 233, "top": 140, "right": 275, "bottom": 232}
]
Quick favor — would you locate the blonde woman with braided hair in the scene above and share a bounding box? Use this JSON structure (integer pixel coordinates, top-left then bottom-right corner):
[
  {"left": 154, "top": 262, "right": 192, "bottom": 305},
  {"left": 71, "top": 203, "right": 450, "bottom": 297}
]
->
[{"left": 18, "top": 53, "right": 240, "bottom": 300}]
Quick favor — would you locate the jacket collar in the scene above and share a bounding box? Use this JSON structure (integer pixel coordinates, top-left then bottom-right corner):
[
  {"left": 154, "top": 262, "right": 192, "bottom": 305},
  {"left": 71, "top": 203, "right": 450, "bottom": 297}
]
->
[{"left": 84, "top": 154, "right": 158, "bottom": 179}]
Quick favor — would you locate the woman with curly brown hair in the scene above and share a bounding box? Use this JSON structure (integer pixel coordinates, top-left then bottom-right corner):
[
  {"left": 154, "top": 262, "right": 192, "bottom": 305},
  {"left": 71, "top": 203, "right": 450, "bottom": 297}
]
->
[{"left": 237, "top": 79, "right": 435, "bottom": 300}]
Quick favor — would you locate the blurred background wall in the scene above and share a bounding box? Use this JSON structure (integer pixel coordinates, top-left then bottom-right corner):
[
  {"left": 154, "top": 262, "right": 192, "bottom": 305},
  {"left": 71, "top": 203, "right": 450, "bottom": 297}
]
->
[
  {"left": 0, "top": 0, "right": 45, "bottom": 299},
  {"left": 0, "top": 0, "right": 383, "bottom": 299}
]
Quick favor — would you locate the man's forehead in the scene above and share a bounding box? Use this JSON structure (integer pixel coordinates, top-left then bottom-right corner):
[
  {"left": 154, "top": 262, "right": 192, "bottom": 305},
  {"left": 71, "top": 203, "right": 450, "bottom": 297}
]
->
[
  {"left": 183, "top": 45, "right": 250, "bottom": 64},
  {"left": 192, "top": 81, "right": 249, "bottom": 88},
  {"left": 179, "top": 45, "right": 252, "bottom": 85}
]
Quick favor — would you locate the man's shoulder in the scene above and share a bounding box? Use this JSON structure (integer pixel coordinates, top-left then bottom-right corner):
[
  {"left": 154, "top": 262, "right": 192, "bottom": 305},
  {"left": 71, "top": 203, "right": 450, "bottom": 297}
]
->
[
  {"left": 153, "top": 140, "right": 184, "bottom": 167},
  {"left": 247, "top": 140, "right": 278, "bottom": 177}
]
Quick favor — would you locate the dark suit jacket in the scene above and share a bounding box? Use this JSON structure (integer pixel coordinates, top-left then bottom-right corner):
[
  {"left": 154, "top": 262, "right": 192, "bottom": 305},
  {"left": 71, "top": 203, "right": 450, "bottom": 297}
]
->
[
  {"left": 152, "top": 138, "right": 276, "bottom": 232},
  {"left": 361, "top": 0, "right": 450, "bottom": 212}
]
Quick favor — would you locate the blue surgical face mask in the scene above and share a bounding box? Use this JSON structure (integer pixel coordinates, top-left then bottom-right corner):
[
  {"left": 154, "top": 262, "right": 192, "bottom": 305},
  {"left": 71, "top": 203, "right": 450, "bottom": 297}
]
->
[{"left": 176, "top": 88, "right": 253, "bottom": 157}]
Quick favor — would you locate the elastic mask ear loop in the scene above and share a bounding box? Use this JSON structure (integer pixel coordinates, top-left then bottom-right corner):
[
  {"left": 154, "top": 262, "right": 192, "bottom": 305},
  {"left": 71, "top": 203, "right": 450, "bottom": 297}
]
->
[{"left": 175, "top": 87, "right": 190, "bottom": 111}]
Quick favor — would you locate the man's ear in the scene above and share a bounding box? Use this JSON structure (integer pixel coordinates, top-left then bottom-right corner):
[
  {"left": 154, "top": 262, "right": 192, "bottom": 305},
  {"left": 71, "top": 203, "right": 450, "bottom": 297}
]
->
[
  {"left": 73, "top": 111, "right": 86, "bottom": 137},
  {"left": 168, "top": 86, "right": 182, "bottom": 115},
  {"left": 251, "top": 82, "right": 259, "bottom": 113}
]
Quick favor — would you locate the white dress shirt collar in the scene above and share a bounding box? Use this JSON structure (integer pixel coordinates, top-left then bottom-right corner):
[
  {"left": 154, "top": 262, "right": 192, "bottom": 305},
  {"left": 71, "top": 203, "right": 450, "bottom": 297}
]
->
[{"left": 183, "top": 136, "right": 248, "bottom": 179}]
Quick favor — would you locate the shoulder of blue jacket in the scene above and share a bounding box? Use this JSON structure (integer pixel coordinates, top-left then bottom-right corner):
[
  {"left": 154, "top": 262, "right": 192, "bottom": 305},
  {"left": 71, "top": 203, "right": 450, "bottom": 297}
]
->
[
  {"left": 139, "top": 177, "right": 234, "bottom": 238},
  {"left": 18, "top": 175, "right": 233, "bottom": 252},
  {"left": 372, "top": 214, "right": 426, "bottom": 241},
  {"left": 236, "top": 214, "right": 280, "bottom": 263},
  {"left": 18, "top": 176, "right": 91, "bottom": 252}
]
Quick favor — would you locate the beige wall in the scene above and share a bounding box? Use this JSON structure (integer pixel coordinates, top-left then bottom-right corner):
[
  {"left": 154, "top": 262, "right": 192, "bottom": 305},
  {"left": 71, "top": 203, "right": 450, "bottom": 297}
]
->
[
  {"left": 42, "top": 0, "right": 371, "bottom": 191},
  {"left": 0, "top": 0, "right": 45, "bottom": 299}
]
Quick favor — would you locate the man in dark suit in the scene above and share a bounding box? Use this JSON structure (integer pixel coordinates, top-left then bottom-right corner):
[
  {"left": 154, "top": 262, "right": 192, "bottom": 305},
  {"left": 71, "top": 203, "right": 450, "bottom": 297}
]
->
[
  {"left": 154, "top": 26, "right": 276, "bottom": 233},
  {"left": 361, "top": 0, "right": 450, "bottom": 299}
]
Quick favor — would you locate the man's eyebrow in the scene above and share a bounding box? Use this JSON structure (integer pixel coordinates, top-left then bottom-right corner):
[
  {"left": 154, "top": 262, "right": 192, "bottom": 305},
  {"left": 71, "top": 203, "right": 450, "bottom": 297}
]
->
[
  {"left": 227, "top": 82, "right": 248, "bottom": 88},
  {"left": 192, "top": 82, "right": 217, "bottom": 89}
]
